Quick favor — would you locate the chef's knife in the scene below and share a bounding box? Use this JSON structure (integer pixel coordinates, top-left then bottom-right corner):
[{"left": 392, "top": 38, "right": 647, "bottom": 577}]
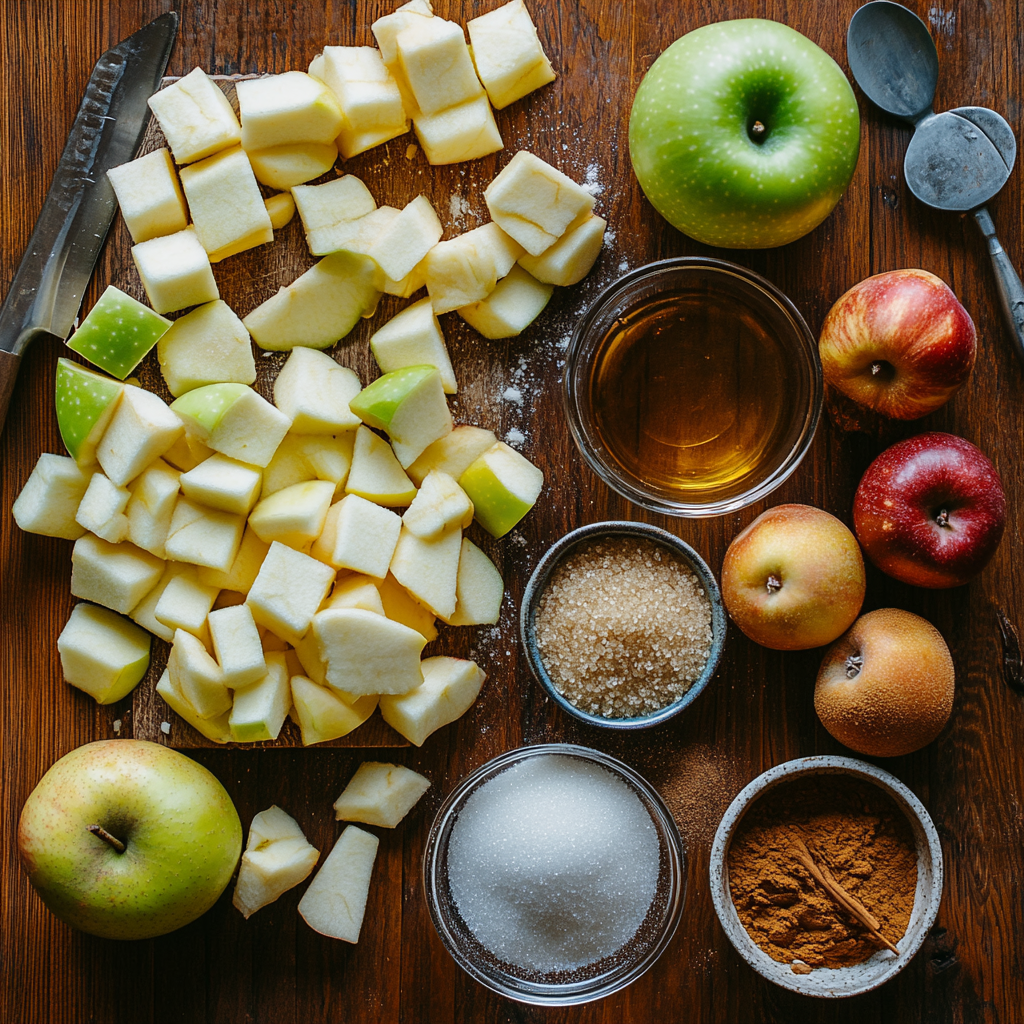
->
[{"left": 0, "top": 12, "right": 178, "bottom": 434}]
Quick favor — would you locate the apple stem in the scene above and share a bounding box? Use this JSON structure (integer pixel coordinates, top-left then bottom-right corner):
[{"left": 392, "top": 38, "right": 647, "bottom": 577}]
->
[
  {"left": 845, "top": 654, "right": 863, "bottom": 679},
  {"left": 935, "top": 509, "right": 951, "bottom": 528},
  {"left": 766, "top": 574, "right": 782, "bottom": 594},
  {"left": 870, "top": 362, "right": 883, "bottom": 376},
  {"left": 87, "top": 824, "right": 126, "bottom": 854},
  {"left": 751, "top": 120, "right": 765, "bottom": 136}
]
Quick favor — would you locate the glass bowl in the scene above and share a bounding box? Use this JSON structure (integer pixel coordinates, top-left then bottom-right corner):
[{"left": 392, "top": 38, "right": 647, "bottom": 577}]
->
[
  {"left": 519, "top": 521, "right": 726, "bottom": 729},
  {"left": 422, "top": 744, "right": 687, "bottom": 1006},
  {"left": 563, "top": 257, "right": 822, "bottom": 517}
]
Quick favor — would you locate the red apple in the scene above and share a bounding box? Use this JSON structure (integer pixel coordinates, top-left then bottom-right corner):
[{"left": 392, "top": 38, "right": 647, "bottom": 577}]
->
[
  {"left": 853, "top": 432, "right": 1006, "bottom": 588},
  {"left": 819, "top": 269, "right": 976, "bottom": 420}
]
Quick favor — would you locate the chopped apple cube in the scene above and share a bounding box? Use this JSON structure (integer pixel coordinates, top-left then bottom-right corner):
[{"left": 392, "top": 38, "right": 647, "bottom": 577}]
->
[
  {"left": 291, "top": 174, "right": 377, "bottom": 245},
  {"left": 147, "top": 67, "right": 242, "bottom": 164},
  {"left": 130, "top": 562, "right": 195, "bottom": 640},
  {"left": 413, "top": 94, "right": 503, "bottom": 165},
  {"left": 378, "top": 573, "right": 437, "bottom": 641},
  {"left": 161, "top": 432, "right": 214, "bottom": 473},
  {"left": 333, "top": 762, "right": 430, "bottom": 827},
  {"left": 156, "top": 668, "right": 231, "bottom": 743},
  {"left": 57, "top": 602, "right": 151, "bottom": 705},
  {"left": 75, "top": 472, "right": 130, "bottom": 544},
  {"left": 312, "top": 494, "right": 403, "bottom": 577},
  {"left": 273, "top": 349, "right": 362, "bottom": 434},
  {"left": 238, "top": 72, "right": 344, "bottom": 151},
  {"left": 155, "top": 574, "right": 219, "bottom": 639},
  {"left": 265, "top": 191, "right": 296, "bottom": 229},
  {"left": 467, "top": 0, "right": 556, "bottom": 109},
  {"left": 124, "top": 458, "right": 180, "bottom": 559},
  {"left": 12, "top": 454, "right": 93, "bottom": 540},
  {"left": 313, "top": 607, "right": 425, "bottom": 695},
  {"left": 132, "top": 227, "right": 221, "bottom": 314},
  {"left": 292, "top": 630, "right": 327, "bottom": 685},
  {"left": 164, "top": 496, "right": 246, "bottom": 572},
  {"left": 373, "top": 0, "right": 435, "bottom": 116},
  {"left": 324, "top": 574, "right": 386, "bottom": 615},
  {"left": 406, "top": 424, "right": 497, "bottom": 487},
  {"left": 298, "top": 825, "right": 379, "bottom": 942},
  {"left": 290, "top": 676, "right": 378, "bottom": 745},
  {"left": 168, "top": 628, "right": 232, "bottom": 719},
  {"left": 71, "top": 534, "right": 164, "bottom": 615},
  {"left": 457, "top": 263, "right": 553, "bottom": 339},
  {"left": 262, "top": 433, "right": 355, "bottom": 499},
  {"left": 249, "top": 479, "right": 335, "bottom": 549},
  {"left": 379, "top": 655, "right": 486, "bottom": 746},
  {"left": 54, "top": 359, "right": 125, "bottom": 467},
  {"left": 305, "top": 205, "right": 398, "bottom": 259},
  {"left": 180, "top": 453, "right": 262, "bottom": 516},
  {"left": 382, "top": 260, "right": 427, "bottom": 298},
  {"left": 247, "top": 142, "right": 339, "bottom": 189},
  {"left": 459, "top": 441, "right": 543, "bottom": 538},
  {"left": 484, "top": 150, "right": 595, "bottom": 255},
  {"left": 447, "top": 537, "right": 503, "bottom": 625},
  {"left": 246, "top": 541, "right": 336, "bottom": 644},
  {"left": 370, "top": 296, "right": 456, "bottom": 393},
  {"left": 208, "top": 602, "right": 266, "bottom": 688},
  {"left": 366, "top": 194, "right": 442, "bottom": 283},
  {"left": 345, "top": 425, "right": 417, "bottom": 506},
  {"left": 229, "top": 651, "right": 291, "bottom": 741},
  {"left": 97, "top": 384, "right": 183, "bottom": 486},
  {"left": 389, "top": 523, "right": 462, "bottom": 620},
  {"left": 107, "top": 147, "right": 188, "bottom": 243},
  {"left": 156, "top": 300, "right": 257, "bottom": 398},
  {"left": 396, "top": 16, "right": 483, "bottom": 117},
  {"left": 519, "top": 212, "right": 606, "bottom": 286},
  {"left": 197, "top": 525, "right": 269, "bottom": 594},
  {"left": 423, "top": 228, "right": 501, "bottom": 313},
  {"left": 402, "top": 470, "right": 473, "bottom": 540}
]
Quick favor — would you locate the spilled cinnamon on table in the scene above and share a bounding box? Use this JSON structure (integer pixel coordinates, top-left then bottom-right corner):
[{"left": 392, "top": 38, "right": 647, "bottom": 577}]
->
[{"left": 727, "top": 774, "right": 917, "bottom": 971}]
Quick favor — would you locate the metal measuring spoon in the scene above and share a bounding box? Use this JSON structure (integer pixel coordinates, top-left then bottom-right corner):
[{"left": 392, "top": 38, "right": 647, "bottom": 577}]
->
[{"left": 848, "top": 1, "right": 1024, "bottom": 367}]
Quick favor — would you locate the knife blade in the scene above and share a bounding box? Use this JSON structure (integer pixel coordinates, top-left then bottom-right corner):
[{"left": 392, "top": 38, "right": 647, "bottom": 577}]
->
[{"left": 0, "top": 12, "right": 178, "bottom": 432}]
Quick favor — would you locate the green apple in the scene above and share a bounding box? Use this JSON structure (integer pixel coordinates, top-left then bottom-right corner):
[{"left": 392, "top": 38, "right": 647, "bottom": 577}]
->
[
  {"left": 458, "top": 441, "right": 543, "bottom": 538},
  {"left": 18, "top": 740, "right": 241, "bottom": 939},
  {"left": 66, "top": 285, "right": 172, "bottom": 379},
  {"left": 628, "top": 19, "right": 860, "bottom": 248},
  {"left": 55, "top": 358, "right": 125, "bottom": 467}
]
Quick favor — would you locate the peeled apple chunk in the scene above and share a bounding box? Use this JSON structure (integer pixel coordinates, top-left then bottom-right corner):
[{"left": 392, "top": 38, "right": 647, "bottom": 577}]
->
[
  {"left": 106, "top": 147, "right": 189, "bottom": 244},
  {"left": 459, "top": 441, "right": 543, "bottom": 538},
  {"left": 242, "top": 251, "right": 381, "bottom": 352},
  {"left": 518, "top": 212, "right": 606, "bottom": 286},
  {"left": 208, "top": 603, "right": 266, "bottom": 689},
  {"left": 163, "top": 497, "right": 246, "bottom": 573},
  {"left": 291, "top": 174, "right": 377, "bottom": 237},
  {"left": 57, "top": 602, "right": 151, "bottom": 704},
  {"left": 248, "top": 479, "right": 335, "bottom": 549},
  {"left": 413, "top": 93, "right": 503, "bottom": 166},
  {"left": 125, "top": 458, "right": 180, "bottom": 559},
  {"left": 237, "top": 72, "right": 344, "bottom": 151},
  {"left": 312, "top": 494, "right": 403, "bottom": 577},
  {"left": 71, "top": 534, "right": 165, "bottom": 615},
  {"left": 298, "top": 825, "right": 379, "bottom": 943},
  {"left": 66, "top": 285, "right": 172, "bottom": 380},
  {"left": 229, "top": 651, "right": 291, "bottom": 742},
  {"left": 272, "top": 348, "right": 362, "bottom": 434},
  {"left": 366, "top": 194, "right": 443, "bottom": 283},
  {"left": 179, "top": 453, "right": 263, "bottom": 516},
  {"left": 305, "top": 205, "right": 399, "bottom": 260},
  {"left": 447, "top": 537, "right": 503, "bottom": 626},
  {"left": 402, "top": 470, "right": 472, "bottom": 540},
  {"left": 265, "top": 192, "right": 296, "bottom": 230},
  {"left": 147, "top": 67, "right": 242, "bottom": 164},
  {"left": 262, "top": 433, "right": 355, "bottom": 499},
  {"left": 406, "top": 424, "right": 497, "bottom": 487},
  {"left": 74, "top": 473, "right": 130, "bottom": 544},
  {"left": 290, "top": 676, "right": 378, "bottom": 746},
  {"left": 131, "top": 228, "right": 221, "bottom": 314},
  {"left": 156, "top": 668, "right": 231, "bottom": 743},
  {"left": 389, "top": 523, "right": 463, "bottom": 620},
  {"left": 246, "top": 541, "right": 336, "bottom": 645},
  {"left": 54, "top": 359, "right": 124, "bottom": 467},
  {"left": 96, "top": 385, "right": 184, "bottom": 487},
  {"left": 344, "top": 426, "right": 417, "bottom": 506},
  {"left": 370, "top": 297, "right": 457, "bottom": 394},
  {"left": 333, "top": 762, "right": 430, "bottom": 828},
  {"left": 396, "top": 15, "right": 483, "bottom": 117},
  {"left": 12, "top": 454, "right": 93, "bottom": 540},
  {"left": 457, "top": 263, "right": 553, "bottom": 339},
  {"left": 168, "top": 629, "right": 232, "bottom": 720}
]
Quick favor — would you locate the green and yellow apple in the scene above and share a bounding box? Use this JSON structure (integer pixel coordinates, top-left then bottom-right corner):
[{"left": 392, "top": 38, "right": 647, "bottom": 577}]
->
[
  {"left": 55, "top": 358, "right": 124, "bottom": 467},
  {"left": 629, "top": 19, "right": 860, "bottom": 248},
  {"left": 18, "top": 740, "right": 241, "bottom": 939}
]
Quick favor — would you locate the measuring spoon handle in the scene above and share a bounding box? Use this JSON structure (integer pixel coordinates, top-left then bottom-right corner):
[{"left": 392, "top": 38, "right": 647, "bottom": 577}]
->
[{"left": 975, "top": 208, "right": 1024, "bottom": 369}]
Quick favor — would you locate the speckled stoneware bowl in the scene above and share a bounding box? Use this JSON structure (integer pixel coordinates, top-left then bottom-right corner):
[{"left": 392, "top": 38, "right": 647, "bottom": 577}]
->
[
  {"left": 709, "top": 756, "right": 943, "bottom": 998},
  {"left": 519, "top": 521, "right": 726, "bottom": 729}
]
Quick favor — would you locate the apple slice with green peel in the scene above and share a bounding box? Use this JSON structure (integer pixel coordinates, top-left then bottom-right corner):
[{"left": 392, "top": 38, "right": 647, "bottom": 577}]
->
[
  {"left": 459, "top": 441, "right": 543, "bottom": 538},
  {"left": 12, "top": 453, "right": 94, "bottom": 540},
  {"left": 379, "top": 655, "right": 486, "bottom": 746},
  {"left": 54, "top": 359, "right": 125, "bottom": 468},
  {"left": 457, "top": 263, "right": 554, "bottom": 339},
  {"left": 168, "top": 629, "right": 232, "bottom": 720},
  {"left": 345, "top": 425, "right": 417, "bottom": 506},
  {"left": 246, "top": 542, "right": 335, "bottom": 645},
  {"left": 389, "top": 523, "right": 463, "bottom": 620},
  {"left": 349, "top": 365, "right": 452, "bottom": 468},
  {"left": 246, "top": 142, "right": 338, "bottom": 190},
  {"left": 156, "top": 669, "right": 232, "bottom": 744},
  {"left": 333, "top": 762, "right": 430, "bottom": 827},
  {"left": 57, "top": 603, "right": 151, "bottom": 704},
  {"left": 208, "top": 603, "right": 266, "bottom": 689},
  {"left": 290, "top": 676, "right": 378, "bottom": 746},
  {"left": 273, "top": 349, "right": 362, "bottom": 435},
  {"left": 71, "top": 534, "right": 165, "bottom": 616},
  {"left": 370, "top": 297, "right": 456, "bottom": 394},
  {"left": 298, "top": 825, "right": 379, "bottom": 942},
  {"left": 229, "top": 651, "right": 291, "bottom": 742},
  {"left": 66, "top": 286, "right": 172, "bottom": 379},
  {"left": 446, "top": 537, "right": 503, "bottom": 625},
  {"left": 402, "top": 470, "right": 473, "bottom": 540},
  {"left": 378, "top": 573, "right": 437, "bottom": 641},
  {"left": 406, "top": 424, "right": 497, "bottom": 486},
  {"left": 248, "top": 479, "right": 335, "bottom": 549},
  {"left": 242, "top": 251, "right": 381, "bottom": 352}
]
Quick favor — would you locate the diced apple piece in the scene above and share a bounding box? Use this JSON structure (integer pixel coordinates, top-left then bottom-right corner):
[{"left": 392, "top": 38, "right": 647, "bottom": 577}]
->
[
  {"left": 325, "top": 574, "right": 385, "bottom": 615},
  {"left": 447, "top": 537, "right": 503, "bottom": 625},
  {"left": 180, "top": 453, "right": 262, "bottom": 516},
  {"left": 293, "top": 630, "right": 327, "bottom": 685},
  {"left": 247, "top": 142, "right": 338, "bottom": 190},
  {"left": 12, "top": 454, "right": 93, "bottom": 540},
  {"left": 366, "top": 194, "right": 442, "bottom": 283},
  {"left": 402, "top": 470, "right": 473, "bottom": 540},
  {"left": 147, "top": 67, "right": 242, "bottom": 164},
  {"left": 345, "top": 425, "right": 417, "bottom": 506},
  {"left": 458, "top": 263, "right": 553, "bottom": 339},
  {"left": 467, "top": 0, "right": 556, "bottom": 109},
  {"left": 305, "top": 205, "right": 398, "bottom": 259},
  {"left": 197, "top": 525, "right": 269, "bottom": 594},
  {"left": 209, "top": 602, "right": 266, "bottom": 688},
  {"left": 168, "top": 628, "right": 232, "bottom": 719},
  {"left": 161, "top": 432, "right": 214, "bottom": 472},
  {"left": 54, "top": 359, "right": 125, "bottom": 467},
  {"left": 155, "top": 575, "right": 219, "bottom": 639},
  {"left": 349, "top": 365, "right": 452, "bottom": 468},
  {"left": 423, "top": 228, "right": 501, "bottom": 314},
  {"left": 130, "top": 562, "right": 194, "bottom": 640},
  {"left": 290, "top": 676, "right": 378, "bottom": 746},
  {"left": 313, "top": 608, "right": 425, "bottom": 695},
  {"left": 273, "top": 349, "right": 362, "bottom": 434},
  {"left": 396, "top": 16, "right": 483, "bottom": 117},
  {"left": 57, "top": 602, "right": 151, "bottom": 704},
  {"left": 95, "top": 384, "right": 184, "bottom": 487},
  {"left": 107, "top": 147, "right": 188, "bottom": 243},
  {"left": 377, "top": 573, "right": 437, "bottom": 641},
  {"left": 132, "top": 227, "right": 220, "bottom": 314},
  {"left": 413, "top": 94, "right": 503, "bottom": 166},
  {"left": 312, "top": 494, "right": 402, "bottom": 577},
  {"left": 292, "top": 174, "right": 377, "bottom": 236},
  {"left": 71, "top": 534, "right": 164, "bottom": 615},
  {"left": 484, "top": 150, "right": 595, "bottom": 255},
  {"left": 156, "top": 299, "right": 257, "bottom": 398},
  {"left": 233, "top": 805, "right": 320, "bottom": 918},
  {"left": 246, "top": 541, "right": 335, "bottom": 644},
  {"left": 179, "top": 146, "right": 274, "bottom": 263},
  {"left": 370, "top": 296, "right": 456, "bottom": 393},
  {"left": 171, "top": 384, "right": 291, "bottom": 468},
  {"left": 519, "top": 212, "right": 606, "bottom": 286},
  {"left": 459, "top": 441, "right": 543, "bottom": 538},
  {"left": 265, "top": 192, "right": 296, "bottom": 230},
  {"left": 124, "top": 458, "right": 180, "bottom": 559},
  {"left": 243, "top": 251, "right": 381, "bottom": 352},
  {"left": 238, "top": 72, "right": 344, "bottom": 151},
  {"left": 229, "top": 651, "right": 291, "bottom": 741},
  {"left": 334, "top": 762, "right": 430, "bottom": 827},
  {"left": 74, "top": 473, "right": 130, "bottom": 544},
  {"left": 262, "top": 433, "right": 355, "bottom": 499},
  {"left": 156, "top": 668, "right": 231, "bottom": 743},
  {"left": 249, "top": 479, "right": 335, "bottom": 550},
  {"left": 372, "top": 0, "right": 436, "bottom": 116},
  {"left": 406, "top": 424, "right": 497, "bottom": 487},
  {"left": 382, "top": 260, "right": 427, "bottom": 299},
  {"left": 164, "top": 496, "right": 246, "bottom": 572},
  {"left": 298, "top": 825, "right": 379, "bottom": 942},
  {"left": 389, "top": 523, "right": 462, "bottom": 620},
  {"left": 380, "top": 655, "right": 486, "bottom": 746}
]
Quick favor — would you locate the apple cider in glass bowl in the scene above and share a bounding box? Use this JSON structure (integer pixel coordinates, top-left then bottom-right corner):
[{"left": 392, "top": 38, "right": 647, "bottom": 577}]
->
[{"left": 564, "top": 258, "right": 822, "bottom": 517}]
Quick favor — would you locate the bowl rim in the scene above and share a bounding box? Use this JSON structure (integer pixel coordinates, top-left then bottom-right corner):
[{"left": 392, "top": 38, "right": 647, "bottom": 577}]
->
[
  {"left": 562, "top": 255, "right": 823, "bottom": 518},
  {"left": 519, "top": 521, "right": 727, "bottom": 729},
  {"left": 421, "top": 742, "right": 688, "bottom": 1006},
  {"left": 708, "top": 755, "right": 944, "bottom": 998}
]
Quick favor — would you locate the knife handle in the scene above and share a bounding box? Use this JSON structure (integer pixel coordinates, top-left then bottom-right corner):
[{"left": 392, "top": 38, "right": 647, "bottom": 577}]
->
[
  {"left": 0, "top": 349, "right": 22, "bottom": 437},
  {"left": 975, "top": 207, "right": 1024, "bottom": 370}
]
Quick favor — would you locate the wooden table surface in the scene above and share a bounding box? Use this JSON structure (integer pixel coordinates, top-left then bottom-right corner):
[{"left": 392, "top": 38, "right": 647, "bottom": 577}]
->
[{"left": 2, "top": 1, "right": 1023, "bottom": 1021}]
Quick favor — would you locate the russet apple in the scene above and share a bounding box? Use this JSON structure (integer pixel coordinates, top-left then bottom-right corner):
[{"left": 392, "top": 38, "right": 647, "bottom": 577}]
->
[
  {"left": 819, "top": 269, "right": 976, "bottom": 420},
  {"left": 853, "top": 432, "right": 1006, "bottom": 588},
  {"left": 721, "top": 504, "right": 866, "bottom": 650}
]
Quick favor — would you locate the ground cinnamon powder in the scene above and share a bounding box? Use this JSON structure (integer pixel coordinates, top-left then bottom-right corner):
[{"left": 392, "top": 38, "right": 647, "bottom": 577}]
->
[{"left": 727, "top": 774, "right": 918, "bottom": 970}]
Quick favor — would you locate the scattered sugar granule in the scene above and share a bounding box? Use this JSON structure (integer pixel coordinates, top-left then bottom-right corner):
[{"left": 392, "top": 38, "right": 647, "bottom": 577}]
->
[
  {"left": 581, "top": 162, "right": 604, "bottom": 197},
  {"left": 603, "top": 229, "right": 616, "bottom": 246},
  {"left": 160, "top": 721, "right": 171, "bottom": 735},
  {"left": 449, "top": 192, "right": 471, "bottom": 225},
  {"left": 501, "top": 386, "right": 523, "bottom": 406},
  {"left": 505, "top": 428, "right": 526, "bottom": 447}
]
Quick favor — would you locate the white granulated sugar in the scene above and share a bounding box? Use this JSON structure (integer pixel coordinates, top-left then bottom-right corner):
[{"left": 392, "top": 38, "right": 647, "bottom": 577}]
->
[
  {"left": 160, "top": 721, "right": 171, "bottom": 735},
  {"left": 604, "top": 230, "right": 616, "bottom": 246},
  {"left": 112, "top": 719, "right": 122, "bottom": 734},
  {"left": 618, "top": 260, "right": 630, "bottom": 272},
  {"left": 449, "top": 192, "right": 471, "bottom": 225},
  {"left": 505, "top": 428, "right": 526, "bottom": 447},
  {"left": 501, "top": 386, "right": 523, "bottom": 406},
  {"left": 581, "top": 162, "right": 604, "bottom": 197},
  {"left": 447, "top": 754, "right": 660, "bottom": 974}
]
